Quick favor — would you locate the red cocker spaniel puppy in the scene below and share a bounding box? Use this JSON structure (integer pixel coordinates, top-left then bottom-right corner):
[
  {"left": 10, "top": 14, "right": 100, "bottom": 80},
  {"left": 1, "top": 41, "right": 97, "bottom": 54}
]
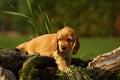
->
[{"left": 16, "top": 26, "right": 80, "bottom": 73}]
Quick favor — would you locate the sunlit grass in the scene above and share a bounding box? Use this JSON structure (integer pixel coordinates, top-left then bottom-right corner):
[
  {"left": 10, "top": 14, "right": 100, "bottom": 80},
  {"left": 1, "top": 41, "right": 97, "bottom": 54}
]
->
[
  {"left": 0, "top": 36, "right": 29, "bottom": 48},
  {"left": 74, "top": 37, "right": 120, "bottom": 59}
]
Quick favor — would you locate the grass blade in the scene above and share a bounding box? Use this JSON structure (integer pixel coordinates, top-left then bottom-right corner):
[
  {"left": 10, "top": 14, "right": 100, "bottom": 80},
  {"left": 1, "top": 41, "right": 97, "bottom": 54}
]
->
[
  {"left": 27, "top": 20, "right": 38, "bottom": 37},
  {"left": 38, "top": 5, "right": 51, "bottom": 34},
  {"left": 45, "top": 14, "right": 51, "bottom": 33},
  {"left": 27, "top": 0, "right": 34, "bottom": 18},
  {"left": 45, "top": 22, "right": 50, "bottom": 34},
  {"left": 27, "top": 0, "right": 38, "bottom": 36},
  {"left": 38, "top": 5, "right": 42, "bottom": 13},
  {"left": 3, "top": 11, "right": 34, "bottom": 21},
  {"left": 46, "top": 14, "right": 51, "bottom": 25},
  {"left": 64, "top": 22, "right": 67, "bottom": 27}
]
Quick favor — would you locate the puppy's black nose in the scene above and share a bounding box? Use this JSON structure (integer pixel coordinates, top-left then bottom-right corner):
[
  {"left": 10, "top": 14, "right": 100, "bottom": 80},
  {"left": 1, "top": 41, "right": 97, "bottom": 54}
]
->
[{"left": 62, "top": 47, "right": 67, "bottom": 50}]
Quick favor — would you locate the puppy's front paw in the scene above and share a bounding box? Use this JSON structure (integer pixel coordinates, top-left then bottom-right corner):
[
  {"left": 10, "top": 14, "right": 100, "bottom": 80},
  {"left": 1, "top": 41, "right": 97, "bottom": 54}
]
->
[{"left": 64, "top": 67, "right": 71, "bottom": 73}]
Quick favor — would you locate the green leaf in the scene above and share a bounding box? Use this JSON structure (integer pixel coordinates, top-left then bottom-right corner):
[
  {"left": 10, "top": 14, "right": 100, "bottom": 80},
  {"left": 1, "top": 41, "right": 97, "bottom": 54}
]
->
[{"left": 3, "top": 11, "right": 33, "bottom": 21}]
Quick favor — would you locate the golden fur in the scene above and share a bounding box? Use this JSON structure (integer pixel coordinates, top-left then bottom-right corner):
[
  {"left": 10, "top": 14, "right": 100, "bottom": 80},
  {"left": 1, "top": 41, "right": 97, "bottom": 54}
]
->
[{"left": 16, "top": 26, "right": 80, "bottom": 73}]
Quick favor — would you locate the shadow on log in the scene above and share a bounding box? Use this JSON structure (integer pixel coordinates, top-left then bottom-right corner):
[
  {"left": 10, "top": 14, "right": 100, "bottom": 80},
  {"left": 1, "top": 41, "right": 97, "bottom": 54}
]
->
[
  {"left": 0, "top": 48, "right": 28, "bottom": 79},
  {"left": 0, "top": 47, "right": 120, "bottom": 80}
]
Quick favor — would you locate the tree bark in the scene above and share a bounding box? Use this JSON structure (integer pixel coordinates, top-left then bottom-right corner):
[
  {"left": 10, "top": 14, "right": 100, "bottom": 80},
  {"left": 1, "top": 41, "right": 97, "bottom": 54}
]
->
[{"left": 87, "top": 47, "right": 120, "bottom": 80}]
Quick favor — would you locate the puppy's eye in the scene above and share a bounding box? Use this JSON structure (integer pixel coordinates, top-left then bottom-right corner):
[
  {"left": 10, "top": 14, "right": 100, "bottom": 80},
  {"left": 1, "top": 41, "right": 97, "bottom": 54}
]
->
[
  {"left": 67, "top": 38, "right": 73, "bottom": 42},
  {"left": 59, "top": 37, "right": 62, "bottom": 40}
]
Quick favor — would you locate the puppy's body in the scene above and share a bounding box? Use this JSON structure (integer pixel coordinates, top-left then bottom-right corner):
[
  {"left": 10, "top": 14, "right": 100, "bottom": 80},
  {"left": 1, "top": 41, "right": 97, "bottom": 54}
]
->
[
  {"left": 16, "top": 27, "right": 80, "bottom": 72},
  {"left": 17, "top": 34, "right": 57, "bottom": 56}
]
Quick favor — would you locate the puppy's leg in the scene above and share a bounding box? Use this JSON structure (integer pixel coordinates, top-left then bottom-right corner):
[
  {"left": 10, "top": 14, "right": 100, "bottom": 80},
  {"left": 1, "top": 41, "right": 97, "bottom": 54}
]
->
[{"left": 52, "top": 51, "right": 70, "bottom": 73}]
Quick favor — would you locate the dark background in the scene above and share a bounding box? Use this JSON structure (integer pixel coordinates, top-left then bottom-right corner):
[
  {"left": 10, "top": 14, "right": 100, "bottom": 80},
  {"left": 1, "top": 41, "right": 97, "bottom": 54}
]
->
[{"left": 0, "top": 0, "right": 120, "bottom": 37}]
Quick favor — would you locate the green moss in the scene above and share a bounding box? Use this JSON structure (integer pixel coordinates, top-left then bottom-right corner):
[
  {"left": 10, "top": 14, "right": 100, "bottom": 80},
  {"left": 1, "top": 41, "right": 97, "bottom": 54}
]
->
[
  {"left": 20, "top": 56, "right": 57, "bottom": 80},
  {"left": 20, "top": 56, "right": 40, "bottom": 80},
  {"left": 55, "top": 66, "right": 90, "bottom": 80},
  {"left": 20, "top": 56, "right": 91, "bottom": 80}
]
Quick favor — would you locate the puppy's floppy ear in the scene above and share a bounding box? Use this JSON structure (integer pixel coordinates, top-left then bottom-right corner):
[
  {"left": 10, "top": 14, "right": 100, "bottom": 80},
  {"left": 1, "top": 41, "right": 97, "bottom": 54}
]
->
[
  {"left": 72, "top": 36, "right": 80, "bottom": 54},
  {"left": 56, "top": 34, "right": 60, "bottom": 52}
]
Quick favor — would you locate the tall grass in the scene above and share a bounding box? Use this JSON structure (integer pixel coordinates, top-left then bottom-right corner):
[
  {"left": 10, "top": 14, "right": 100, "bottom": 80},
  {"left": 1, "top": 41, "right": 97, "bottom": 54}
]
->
[{"left": 3, "top": 0, "right": 53, "bottom": 37}]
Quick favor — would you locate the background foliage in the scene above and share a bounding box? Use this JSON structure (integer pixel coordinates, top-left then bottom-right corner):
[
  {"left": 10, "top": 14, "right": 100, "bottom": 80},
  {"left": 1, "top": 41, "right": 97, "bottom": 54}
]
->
[{"left": 0, "top": 0, "right": 120, "bottom": 36}]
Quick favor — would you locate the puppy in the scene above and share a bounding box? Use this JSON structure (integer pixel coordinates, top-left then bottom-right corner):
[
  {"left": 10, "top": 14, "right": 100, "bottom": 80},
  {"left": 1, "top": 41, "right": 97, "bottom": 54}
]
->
[{"left": 16, "top": 26, "right": 80, "bottom": 73}]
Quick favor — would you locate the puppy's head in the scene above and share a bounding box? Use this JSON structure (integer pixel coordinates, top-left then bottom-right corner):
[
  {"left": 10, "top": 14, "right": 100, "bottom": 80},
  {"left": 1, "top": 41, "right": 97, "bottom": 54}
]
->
[{"left": 57, "top": 27, "right": 80, "bottom": 54}]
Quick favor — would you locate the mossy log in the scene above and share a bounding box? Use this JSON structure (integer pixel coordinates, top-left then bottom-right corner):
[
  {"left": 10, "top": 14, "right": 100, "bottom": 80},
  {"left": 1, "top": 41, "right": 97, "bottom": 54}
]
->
[
  {"left": 0, "top": 47, "right": 120, "bottom": 80},
  {"left": 20, "top": 56, "right": 90, "bottom": 80},
  {"left": 0, "top": 48, "right": 89, "bottom": 80}
]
